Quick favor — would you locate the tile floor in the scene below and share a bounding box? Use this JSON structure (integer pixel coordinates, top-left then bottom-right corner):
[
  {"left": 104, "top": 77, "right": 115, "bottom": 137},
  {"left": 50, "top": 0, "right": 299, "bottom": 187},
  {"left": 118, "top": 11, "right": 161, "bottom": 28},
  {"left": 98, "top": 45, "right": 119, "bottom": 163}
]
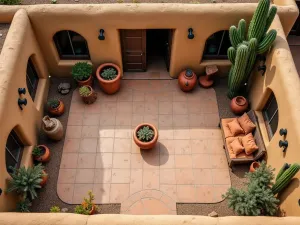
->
[{"left": 57, "top": 80, "right": 231, "bottom": 215}]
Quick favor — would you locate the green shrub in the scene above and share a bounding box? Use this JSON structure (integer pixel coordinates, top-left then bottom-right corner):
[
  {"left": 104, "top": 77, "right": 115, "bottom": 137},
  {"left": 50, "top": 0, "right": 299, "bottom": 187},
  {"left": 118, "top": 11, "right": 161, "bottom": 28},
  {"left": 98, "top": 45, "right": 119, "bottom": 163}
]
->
[
  {"left": 32, "top": 146, "right": 43, "bottom": 157},
  {"left": 74, "top": 191, "right": 97, "bottom": 215},
  {"left": 79, "top": 86, "right": 91, "bottom": 97},
  {"left": 137, "top": 126, "right": 154, "bottom": 142},
  {"left": 7, "top": 164, "right": 44, "bottom": 200},
  {"left": 72, "top": 62, "right": 92, "bottom": 81},
  {"left": 16, "top": 199, "right": 31, "bottom": 212},
  {"left": 47, "top": 99, "right": 60, "bottom": 109},
  {"left": 51, "top": 0, "right": 57, "bottom": 3},
  {"left": 0, "top": 0, "right": 21, "bottom": 5},
  {"left": 116, "top": 0, "right": 124, "bottom": 2},
  {"left": 50, "top": 206, "right": 61, "bottom": 213},
  {"left": 101, "top": 68, "right": 117, "bottom": 80}
]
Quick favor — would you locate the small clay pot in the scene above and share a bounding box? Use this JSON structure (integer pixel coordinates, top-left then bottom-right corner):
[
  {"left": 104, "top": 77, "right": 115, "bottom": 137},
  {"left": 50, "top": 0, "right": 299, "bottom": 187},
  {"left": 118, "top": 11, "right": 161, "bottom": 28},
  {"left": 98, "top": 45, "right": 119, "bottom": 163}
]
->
[
  {"left": 250, "top": 161, "right": 260, "bottom": 172},
  {"left": 230, "top": 96, "right": 248, "bottom": 115},
  {"left": 178, "top": 69, "right": 197, "bottom": 92},
  {"left": 48, "top": 100, "right": 65, "bottom": 117},
  {"left": 96, "top": 63, "right": 121, "bottom": 94},
  {"left": 77, "top": 75, "right": 93, "bottom": 87},
  {"left": 33, "top": 145, "right": 50, "bottom": 163},
  {"left": 42, "top": 116, "right": 64, "bottom": 141},
  {"left": 40, "top": 170, "right": 48, "bottom": 187},
  {"left": 80, "top": 85, "right": 97, "bottom": 104},
  {"left": 133, "top": 123, "right": 158, "bottom": 150}
]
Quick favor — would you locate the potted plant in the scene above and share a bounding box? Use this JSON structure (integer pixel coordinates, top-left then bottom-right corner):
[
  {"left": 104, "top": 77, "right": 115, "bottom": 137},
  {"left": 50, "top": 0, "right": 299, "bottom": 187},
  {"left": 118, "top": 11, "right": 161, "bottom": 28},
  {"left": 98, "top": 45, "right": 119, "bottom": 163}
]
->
[
  {"left": 32, "top": 145, "right": 50, "bottom": 163},
  {"left": 79, "top": 85, "right": 97, "bottom": 104},
  {"left": 7, "top": 164, "right": 46, "bottom": 200},
  {"left": 96, "top": 63, "right": 121, "bottom": 94},
  {"left": 72, "top": 62, "right": 93, "bottom": 87},
  {"left": 133, "top": 123, "right": 158, "bottom": 150},
  {"left": 16, "top": 199, "right": 31, "bottom": 212},
  {"left": 50, "top": 206, "right": 61, "bottom": 213},
  {"left": 47, "top": 99, "right": 65, "bottom": 116},
  {"left": 74, "top": 191, "right": 97, "bottom": 215}
]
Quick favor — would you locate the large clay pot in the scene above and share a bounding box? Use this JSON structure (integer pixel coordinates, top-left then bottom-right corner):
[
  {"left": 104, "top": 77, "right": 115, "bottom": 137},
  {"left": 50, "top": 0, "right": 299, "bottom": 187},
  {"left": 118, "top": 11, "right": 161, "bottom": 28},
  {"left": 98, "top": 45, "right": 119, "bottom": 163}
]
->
[
  {"left": 80, "top": 85, "right": 97, "bottom": 104},
  {"left": 178, "top": 69, "right": 197, "bottom": 92},
  {"left": 33, "top": 145, "right": 50, "bottom": 163},
  {"left": 250, "top": 161, "right": 260, "bottom": 172},
  {"left": 77, "top": 75, "right": 93, "bottom": 87},
  {"left": 42, "top": 116, "right": 64, "bottom": 141},
  {"left": 133, "top": 123, "right": 158, "bottom": 150},
  {"left": 40, "top": 170, "right": 48, "bottom": 187},
  {"left": 96, "top": 63, "right": 121, "bottom": 94},
  {"left": 48, "top": 100, "right": 65, "bottom": 117},
  {"left": 230, "top": 96, "right": 249, "bottom": 115}
]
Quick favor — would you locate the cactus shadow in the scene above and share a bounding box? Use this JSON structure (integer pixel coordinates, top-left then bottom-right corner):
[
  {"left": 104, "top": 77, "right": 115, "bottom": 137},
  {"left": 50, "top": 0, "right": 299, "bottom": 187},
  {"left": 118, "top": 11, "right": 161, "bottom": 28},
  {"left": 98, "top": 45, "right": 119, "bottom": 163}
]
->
[{"left": 277, "top": 178, "right": 299, "bottom": 204}]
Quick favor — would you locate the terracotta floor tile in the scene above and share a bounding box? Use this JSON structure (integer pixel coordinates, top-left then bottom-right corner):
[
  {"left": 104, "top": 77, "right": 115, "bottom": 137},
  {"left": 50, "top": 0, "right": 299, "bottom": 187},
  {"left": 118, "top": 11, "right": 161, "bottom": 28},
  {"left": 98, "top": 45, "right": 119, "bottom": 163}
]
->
[
  {"left": 193, "top": 169, "right": 213, "bottom": 185},
  {"left": 173, "top": 90, "right": 188, "bottom": 102},
  {"left": 133, "top": 91, "right": 145, "bottom": 102},
  {"left": 99, "top": 126, "right": 115, "bottom": 138},
  {"left": 114, "top": 126, "right": 132, "bottom": 139},
  {"left": 161, "top": 194, "right": 176, "bottom": 210},
  {"left": 98, "top": 138, "right": 114, "bottom": 152},
  {"left": 188, "top": 114, "right": 205, "bottom": 127},
  {"left": 143, "top": 114, "right": 159, "bottom": 128},
  {"left": 143, "top": 169, "right": 159, "bottom": 189},
  {"left": 110, "top": 184, "right": 130, "bottom": 203},
  {"left": 159, "top": 101, "right": 173, "bottom": 115},
  {"left": 209, "top": 139, "right": 224, "bottom": 154},
  {"left": 132, "top": 102, "right": 145, "bottom": 114},
  {"left": 118, "top": 90, "right": 133, "bottom": 101},
  {"left": 130, "top": 169, "right": 143, "bottom": 195},
  {"left": 73, "top": 184, "right": 94, "bottom": 204},
  {"left": 212, "top": 169, "right": 231, "bottom": 185},
  {"left": 77, "top": 153, "right": 96, "bottom": 168},
  {"left": 63, "top": 138, "right": 81, "bottom": 153},
  {"left": 213, "top": 185, "right": 230, "bottom": 202},
  {"left": 81, "top": 126, "right": 99, "bottom": 138},
  {"left": 127, "top": 200, "right": 145, "bottom": 215},
  {"left": 57, "top": 184, "right": 74, "bottom": 204},
  {"left": 173, "top": 129, "right": 190, "bottom": 140},
  {"left": 175, "top": 155, "right": 193, "bottom": 168},
  {"left": 99, "top": 113, "right": 116, "bottom": 126},
  {"left": 131, "top": 114, "right": 144, "bottom": 128},
  {"left": 83, "top": 114, "right": 100, "bottom": 126},
  {"left": 160, "top": 184, "right": 177, "bottom": 201},
  {"left": 172, "top": 115, "right": 189, "bottom": 127},
  {"left": 112, "top": 169, "right": 130, "bottom": 183},
  {"left": 71, "top": 90, "right": 81, "bottom": 102},
  {"left": 192, "top": 154, "right": 211, "bottom": 169},
  {"left": 160, "top": 169, "right": 176, "bottom": 184},
  {"left": 116, "top": 113, "right": 132, "bottom": 126},
  {"left": 95, "top": 153, "right": 113, "bottom": 168},
  {"left": 75, "top": 169, "right": 95, "bottom": 183},
  {"left": 131, "top": 153, "right": 143, "bottom": 168},
  {"left": 70, "top": 102, "right": 85, "bottom": 113},
  {"left": 190, "top": 139, "right": 207, "bottom": 154},
  {"left": 60, "top": 153, "right": 78, "bottom": 169},
  {"left": 174, "top": 140, "right": 191, "bottom": 154},
  {"left": 159, "top": 128, "right": 174, "bottom": 140},
  {"left": 203, "top": 113, "right": 219, "bottom": 127},
  {"left": 117, "top": 102, "right": 132, "bottom": 113},
  {"left": 100, "top": 93, "right": 118, "bottom": 102},
  {"left": 188, "top": 103, "right": 202, "bottom": 114},
  {"left": 84, "top": 103, "right": 101, "bottom": 114},
  {"left": 58, "top": 169, "right": 76, "bottom": 184},
  {"left": 93, "top": 183, "right": 111, "bottom": 203},
  {"left": 113, "top": 138, "right": 131, "bottom": 153},
  {"left": 142, "top": 198, "right": 170, "bottom": 215},
  {"left": 66, "top": 126, "right": 82, "bottom": 138},
  {"left": 94, "top": 169, "right": 112, "bottom": 183},
  {"left": 142, "top": 151, "right": 160, "bottom": 169},
  {"left": 195, "top": 185, "right": 214, "bottom": 203},
  {"left": 159, "top": 115, "right": 173, "bottom": 127},
  {"left": 80, "top": 138, "right": 98, "bottom": 153},
  {"left": 113, "top": 153, "right": 131, "bottom": 168},
  {"left": 159, "top": 140, "right": 175, "bottom": 155},
  {"left": 211, "top": 154, "right": 228, "bottom": 169},
  {"left": 100, "top": 102, "right": 117, "bottom": 114},
  {"left": 175, "top": 169, "right": 194, "bottom": 184},
  {"left": 68, "top": 112, "right": 84, "bottom": 126},
  {"left": 160, "top": 154, "right": 175, "bottom": 168},
  {"left": 176, "top": 185, "right": 196, "bottom": 202},
  {"left": 145, "top": 102, "right": 159, "bottom": 115},
  {"left": 173, "top": 102, "right": 188, "bottom": 114},
  {"left": 189, "top": 128, "right": 204, "bottom": 139}
]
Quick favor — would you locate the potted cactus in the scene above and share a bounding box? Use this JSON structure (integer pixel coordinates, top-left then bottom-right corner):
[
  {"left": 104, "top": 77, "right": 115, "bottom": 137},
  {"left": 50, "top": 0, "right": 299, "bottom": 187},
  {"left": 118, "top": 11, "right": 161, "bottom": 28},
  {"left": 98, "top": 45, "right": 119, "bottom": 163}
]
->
[
  {"left": 79, "top": 85, "right": 97, "bottom": 104},
  {"left": 96, "top": 63, "right": 121, "bottom": 94},
  {"left": 133, "top": 123, "right": 158, "bottom": 150},
  {"left": 72, "top": 62, "right": 93, "bottom": 87},
  {"left": 47, "top": 99, "right": 65, "bottom": 116},
  {"left": 16, "top": 199, "right": 32, "bottom": 212},
  {"left": 32, "top": 145, "right": 50, "bottom": 162},
  {"left": 74, "top": 191, "right": 97, "bottom": 215}
]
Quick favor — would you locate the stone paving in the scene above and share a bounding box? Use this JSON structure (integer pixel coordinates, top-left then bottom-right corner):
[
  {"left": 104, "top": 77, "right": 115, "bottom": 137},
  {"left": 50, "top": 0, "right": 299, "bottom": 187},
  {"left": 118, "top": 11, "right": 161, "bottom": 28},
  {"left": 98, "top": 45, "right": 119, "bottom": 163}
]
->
[{"left": 57, "top": 80, "right": 231, "bottom": 215}]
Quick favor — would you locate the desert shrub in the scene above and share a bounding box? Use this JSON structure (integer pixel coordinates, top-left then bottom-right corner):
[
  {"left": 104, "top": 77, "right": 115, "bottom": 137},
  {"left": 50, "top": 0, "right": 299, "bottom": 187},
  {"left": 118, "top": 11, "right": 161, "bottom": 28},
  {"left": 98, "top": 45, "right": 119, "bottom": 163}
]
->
[
  {"left": 50, "top": 206, "right": 61, "bottom": 213},
  {"left": 72, "top": 62, "right": 92, "bottom": 81},
  {"left": 0, "top": 0, "right": 21, "bottom": 5}
]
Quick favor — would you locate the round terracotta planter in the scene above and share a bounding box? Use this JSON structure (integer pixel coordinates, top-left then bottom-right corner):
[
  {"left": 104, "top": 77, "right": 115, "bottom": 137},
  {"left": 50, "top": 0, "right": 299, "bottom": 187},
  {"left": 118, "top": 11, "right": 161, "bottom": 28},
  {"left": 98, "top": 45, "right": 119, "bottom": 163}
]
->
[
  {"left": 250, "top": 161, "right": 260, "bottom": 172},
  {"left": 230, "top": 96, "right": 249, "bottom": 115},
  {"left": 96, "top": 63, "right": 121, "bottom": 94},
  {"left": 77, "top": 75, "right": 93, "bottom": 87},
  {"left": 40, "top": 170, "right": 48, "bottom": 187},
  {"left": 48, "top": 100, "right": 65, "bottom": 117},
  {"left": 80, "top": 85, "right": 97, "bottom": 104},
  {"left": 133, "top": 123, "right": 158, "bottom": 150},
  {"left": 178, "top": 69, "right": 197, "bottom": 92},
  {"left": 33, "top": 145, "right": 50, "bottom": 163}
]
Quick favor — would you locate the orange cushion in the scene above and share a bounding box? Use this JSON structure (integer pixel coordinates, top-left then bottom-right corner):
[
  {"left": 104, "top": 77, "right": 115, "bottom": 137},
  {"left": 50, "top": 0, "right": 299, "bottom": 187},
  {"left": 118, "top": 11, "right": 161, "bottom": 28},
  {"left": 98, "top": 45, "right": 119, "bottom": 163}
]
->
[
  {"left": 241, "top": 133, "right": 259, "bottom": 155},
  {"left": 227, "top": 118, "right": 244, "bottom": 136},
  {"left": 225, "top": 137, "right": 253, "bottom": 159},
  {"left": 221, "top": 118, "right": 235, "bottom": 138},
  {"left": 238, "top": 113, "right": 256, "bottom": 134},
  {"left": 230, "top": 138, "right": 245, "bottom": 156}
]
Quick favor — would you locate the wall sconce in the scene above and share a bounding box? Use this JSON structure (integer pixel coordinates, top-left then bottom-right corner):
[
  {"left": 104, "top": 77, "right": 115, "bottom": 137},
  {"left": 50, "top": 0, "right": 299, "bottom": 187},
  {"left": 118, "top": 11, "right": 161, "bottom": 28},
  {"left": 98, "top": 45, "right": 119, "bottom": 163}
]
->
[
  {"left": 0, "top": 188, "right": 2, "bottom": 196},
  {"left": 188, "top": 28, "right": 194, "bottom": 40},
  {"left": 280, "top": 128, "right": 287, "bottom": 136},
  {"left": 98, "top": 29, "right": 105, "bottom": 40},
  {"left": 18, "top": 88, "right": 26, "bottom": 95},
  {"left": 279, "top": 140, "right": 288, "bottom": 152},
  {"left": 18, "top": 98, "right": 27, "bottom": 110}
]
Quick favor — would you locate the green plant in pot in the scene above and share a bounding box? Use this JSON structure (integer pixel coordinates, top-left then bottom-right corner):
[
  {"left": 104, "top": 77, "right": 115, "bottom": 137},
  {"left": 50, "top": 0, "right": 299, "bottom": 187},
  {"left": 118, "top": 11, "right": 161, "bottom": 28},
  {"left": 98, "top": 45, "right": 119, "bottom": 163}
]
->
[
  {"left": 16, "top": 199, "right": 32, "bottom": 212},
  {"left": 133, "top": 123, "right": 158, "bottom": 150},
  {"left": 101, "top": 68, "right": 117, "bottom": 80},
  {"left": 72, "top": 62, "right": 93, "bottom": 87},
  {"left": 50, "top": 206, "right": 61, "bottom": 213},
  {"left": 74, "top": 191, "right": 97, "bottom": 215},
  {"left": 32, "top": 145, "right": 50, "bottom": 162},
  {"left": 79, "top": 85, "right": 97, "bottom": 104},
  {"left": 96, "top": 63, "right": 121, "bottom": 94},
  {"left": 47, "top": 98, "right": 64, "bottom": 116}
]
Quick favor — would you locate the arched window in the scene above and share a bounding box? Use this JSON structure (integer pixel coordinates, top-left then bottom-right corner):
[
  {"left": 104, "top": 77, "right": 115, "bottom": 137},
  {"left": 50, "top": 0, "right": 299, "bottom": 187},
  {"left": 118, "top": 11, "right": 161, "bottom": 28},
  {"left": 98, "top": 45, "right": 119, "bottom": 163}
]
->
[
  {"left": 53, "top": 30, "right": 90, "bottom": 60},
  {"left": 26, "top": 57, "right": 39, "bottom": 100},
  {"left": 263, "top": 92, "right": 278, "bottom": 139},
  {"left": 203, "top": 30, "right": 231, "bottom": 60},
  {"left": 5, "top": 130, "right": 24, "bottom": 174}
]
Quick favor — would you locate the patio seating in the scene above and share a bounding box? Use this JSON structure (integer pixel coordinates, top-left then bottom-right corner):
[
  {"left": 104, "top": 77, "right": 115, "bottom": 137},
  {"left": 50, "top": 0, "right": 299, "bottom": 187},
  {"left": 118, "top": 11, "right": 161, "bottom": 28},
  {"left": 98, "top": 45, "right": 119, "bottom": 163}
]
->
[{"left": 219, "top": 110, "right": 266, "bottom": 167}]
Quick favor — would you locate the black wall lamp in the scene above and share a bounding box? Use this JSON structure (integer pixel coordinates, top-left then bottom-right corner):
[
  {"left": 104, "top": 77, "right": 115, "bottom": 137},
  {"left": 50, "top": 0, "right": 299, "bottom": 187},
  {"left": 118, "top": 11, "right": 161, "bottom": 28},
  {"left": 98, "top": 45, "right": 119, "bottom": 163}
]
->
[
  {"left": 188, "top": 28, "right": 194, "bottom": 40},
  {"left": 0, "top": 188, "right": 2, "bottom": 196},
  {"left": 98, "top": 29, "right": 105, "bottom": 40},
  {"left": 18, "top": 88, "right": 26, "bottom": 95},
  {"left": 280, "top": 128, "right": 288, "bottom": 136},
  {"left": 18, "top": 87, "right": 27, "bottom": 110},
  {"left": 279, "top": 140, "right": 288, "bottom": 153}
]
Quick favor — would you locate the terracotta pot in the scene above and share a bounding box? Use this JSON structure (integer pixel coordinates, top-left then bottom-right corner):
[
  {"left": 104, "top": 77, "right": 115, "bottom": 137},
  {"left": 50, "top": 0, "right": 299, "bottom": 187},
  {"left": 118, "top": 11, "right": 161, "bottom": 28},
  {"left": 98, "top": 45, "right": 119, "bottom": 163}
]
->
[
  {"left": 77, "top": 74, "right": 93, "bottom": 87},
  {"left": 33, "top": 145, "right": 50, "bottom": 162},
  {"left": 82, "top": 203, "right": 96, "bottom": 215},
  {"left": 40, "top": 170, "right": 48, "bottom": 187},
  {"left": 178, "top": 69, "right": 197, "bottom": 92},
  {"left": 96, "top": 63, "right": 121, "bottom": 94},
  {"left": 42, "top": 116, "right": 64, "bottom": 141},
  {"left": 48, "top": 100, "right": 65, "bottom": 117},
  {"left": 230, "top": 96, "right": 249, "bottom": 115},
  {"left": 80, "top": 85, "right": 97, "bottom": 104},
  {"left": 250, "top": 161, "right": 260, "bottom": 172},
  {"left": 133, "top": 123, "right": 158, "bottom": 150}
]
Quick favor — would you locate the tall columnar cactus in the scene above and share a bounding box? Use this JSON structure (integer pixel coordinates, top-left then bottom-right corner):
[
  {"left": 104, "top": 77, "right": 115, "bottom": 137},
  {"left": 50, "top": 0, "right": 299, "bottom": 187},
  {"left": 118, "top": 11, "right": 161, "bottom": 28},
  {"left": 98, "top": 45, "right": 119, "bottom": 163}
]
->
[
  {"left": 271, "top": 163, "right": 300, "bottom": 195},
  {"left": 227, "top": 0, "right": 277, "bottom": 99}
]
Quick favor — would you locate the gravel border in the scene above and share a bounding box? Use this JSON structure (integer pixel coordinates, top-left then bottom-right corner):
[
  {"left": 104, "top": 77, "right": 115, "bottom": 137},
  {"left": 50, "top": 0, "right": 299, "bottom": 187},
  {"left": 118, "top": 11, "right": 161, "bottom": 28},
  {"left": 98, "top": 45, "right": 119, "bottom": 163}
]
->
[{"left": 0, "top": 24, "right": 10, "bottom": 54}]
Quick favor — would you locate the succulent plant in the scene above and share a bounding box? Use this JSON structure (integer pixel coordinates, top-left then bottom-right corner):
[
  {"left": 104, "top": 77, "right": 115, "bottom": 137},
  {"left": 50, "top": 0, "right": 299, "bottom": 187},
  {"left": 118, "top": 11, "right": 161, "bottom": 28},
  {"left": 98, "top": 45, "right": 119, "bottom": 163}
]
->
[
  {"left": 79, "top": 86, "right": 91, "bottom": 97},
  {"left": 137, "top": 126, "right": 154, "bottom": 142},
  {"left": 16, "top": 199, "right": 32, "bottom": 212},
  {"left": 74, "top": 191, "right": 97, "bottom": 215},
  {"left": 50, "top": 206, "right": 61, "bottom": 213},
  {"left": 101, "top": 68, "right": 117, "bottom": 80},
  {"left": 32, "top": 146, "right": 43, "bottom": 157},
  {"left": 47, "top": 99, "right": 60, "bottom": 109},
  {"left": 72, "top": 62, "right": 92, "bottom": 81}
]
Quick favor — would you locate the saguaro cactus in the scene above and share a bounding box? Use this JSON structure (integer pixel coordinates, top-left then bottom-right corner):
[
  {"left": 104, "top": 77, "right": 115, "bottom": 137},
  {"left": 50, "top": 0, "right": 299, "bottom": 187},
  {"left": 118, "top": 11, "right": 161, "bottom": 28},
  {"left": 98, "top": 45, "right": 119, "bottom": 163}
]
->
[{"left": 227, "top": 0, "right": 277, "bottom": 99}]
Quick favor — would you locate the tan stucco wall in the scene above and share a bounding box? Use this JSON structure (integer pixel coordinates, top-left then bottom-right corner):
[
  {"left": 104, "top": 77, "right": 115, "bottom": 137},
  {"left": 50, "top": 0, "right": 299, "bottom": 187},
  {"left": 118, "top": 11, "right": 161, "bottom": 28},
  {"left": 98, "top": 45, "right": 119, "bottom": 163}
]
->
[{"left": 0, "top": 9, "right": 49, "bottom": 211}]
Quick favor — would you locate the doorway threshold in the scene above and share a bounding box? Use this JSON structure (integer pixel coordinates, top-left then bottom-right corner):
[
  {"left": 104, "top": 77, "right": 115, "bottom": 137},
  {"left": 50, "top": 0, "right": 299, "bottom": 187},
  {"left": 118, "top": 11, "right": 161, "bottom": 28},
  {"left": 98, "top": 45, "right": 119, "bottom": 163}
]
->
[{"left": 122, "top": 71, "right": 173, "bottom": 80}]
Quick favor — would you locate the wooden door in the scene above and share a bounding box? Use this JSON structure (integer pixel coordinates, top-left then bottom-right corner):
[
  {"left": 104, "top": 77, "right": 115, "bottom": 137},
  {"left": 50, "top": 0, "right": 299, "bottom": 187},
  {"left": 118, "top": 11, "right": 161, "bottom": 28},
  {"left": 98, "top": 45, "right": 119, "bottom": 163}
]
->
[
  {"left": 121, "top": 29, "right": 146, "bottom": 71},
  {"left": 165, "top": 29, "right": 173, "bottom": 71}
]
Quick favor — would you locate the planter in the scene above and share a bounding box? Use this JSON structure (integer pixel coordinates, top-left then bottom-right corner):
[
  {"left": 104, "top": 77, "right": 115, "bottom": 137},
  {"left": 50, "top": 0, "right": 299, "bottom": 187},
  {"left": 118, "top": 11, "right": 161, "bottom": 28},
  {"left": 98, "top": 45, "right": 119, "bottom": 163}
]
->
[
  {"left": 33, "top": 145, "right": 50, "bottom": 162},
  {"left": 96, "top": 63, "right": 121, "bottom": 94},
  {"left": 42, "top": 116, "right": 64, "bottom": 141},
  {"left": 250, "top": 161, "right": 260, "bottom": 172},
  {"left": 133, "top": 123, "right": 158, "bottom": 150},
  {"left": 40, "top": 170, "right": 48, "bottom": 187},
  {"left": 199, "top": 65, "right": 218, "bottom": 88},
  {"left": 77, "top": 75, "right": 93, "bottom": 87},
  {"left": 80, "top": 85, "right": 97, "bottom": 104},
  {"left": 178, "top": 68, "right": 197, "bottom": 92},
  {"left": 48, "top": 100, "right": 65, "bottom": 117},
  {"left": 230, "top": 96, "right": 249, "bottom": 115},
  {"left": 82, "top": 203, "right": 96, "bottom": 215}
]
